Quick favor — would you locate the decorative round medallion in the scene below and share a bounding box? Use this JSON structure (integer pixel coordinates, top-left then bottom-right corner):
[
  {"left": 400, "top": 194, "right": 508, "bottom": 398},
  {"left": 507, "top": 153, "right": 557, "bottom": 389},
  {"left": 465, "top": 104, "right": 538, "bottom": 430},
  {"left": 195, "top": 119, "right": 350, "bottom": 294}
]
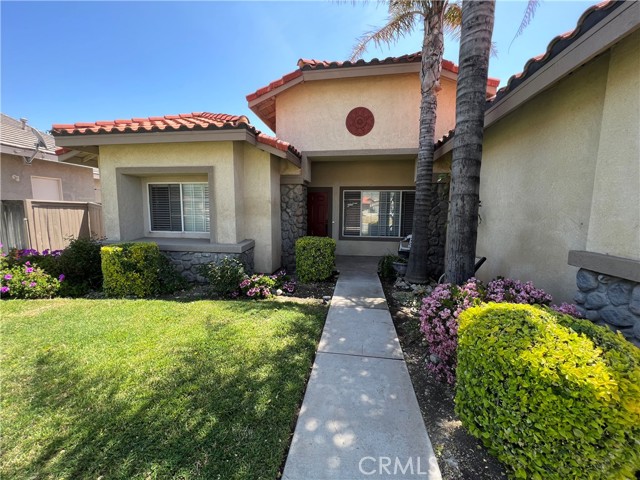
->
[{"left": 346, "top": 107, "right": 375, "bottom": 136}]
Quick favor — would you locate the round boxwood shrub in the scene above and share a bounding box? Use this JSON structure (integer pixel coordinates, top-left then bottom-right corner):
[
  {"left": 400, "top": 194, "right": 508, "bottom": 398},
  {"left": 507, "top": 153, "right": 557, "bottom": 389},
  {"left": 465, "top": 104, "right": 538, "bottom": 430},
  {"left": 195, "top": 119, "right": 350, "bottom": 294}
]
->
[
  {"left": 295, "top": 236, "right": 336, "bottom": 283},
  {"left": 456, "top": 303, "right": 640, "bottom": 479}
]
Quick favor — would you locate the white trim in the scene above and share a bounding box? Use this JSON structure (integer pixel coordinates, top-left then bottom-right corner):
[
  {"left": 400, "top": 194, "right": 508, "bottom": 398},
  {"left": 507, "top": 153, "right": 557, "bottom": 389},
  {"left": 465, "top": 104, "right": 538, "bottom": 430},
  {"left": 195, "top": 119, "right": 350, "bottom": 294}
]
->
[{"left": 342, "top": 188, "right": 414, "bottom": 239}]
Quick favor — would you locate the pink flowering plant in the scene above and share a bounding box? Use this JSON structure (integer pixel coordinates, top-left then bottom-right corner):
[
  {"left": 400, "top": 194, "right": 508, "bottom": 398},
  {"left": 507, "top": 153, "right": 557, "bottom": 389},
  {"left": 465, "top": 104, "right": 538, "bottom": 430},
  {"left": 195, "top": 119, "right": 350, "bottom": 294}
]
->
[
  {"left": 485, "top": 277, "right": 553, "bottom": 305},
  {"left": 238, "top": 270, "right": 296, "bottom": 299},
  {"left": 420, "top": 276, "right": 582, "bottom": 384},
  {"left": 1, "top": 259, "right": 62, "bottom": 299},
  {"left": 419, "top": 279, "right": 485, "bottom": 384}
]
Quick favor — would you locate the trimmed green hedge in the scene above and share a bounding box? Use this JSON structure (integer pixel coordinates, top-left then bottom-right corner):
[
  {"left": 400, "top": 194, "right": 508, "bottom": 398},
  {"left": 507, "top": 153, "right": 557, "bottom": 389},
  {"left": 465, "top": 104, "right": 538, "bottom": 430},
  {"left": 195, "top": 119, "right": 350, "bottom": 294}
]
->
[
  {"left": 101, "top": 243, "right": 185, "bottom": 298},
  {"left": 295, "top": 236, "right": 336, "bottom": 283},
  {"left": 456, "top": 303, "right": 640, "bottom": 480}
]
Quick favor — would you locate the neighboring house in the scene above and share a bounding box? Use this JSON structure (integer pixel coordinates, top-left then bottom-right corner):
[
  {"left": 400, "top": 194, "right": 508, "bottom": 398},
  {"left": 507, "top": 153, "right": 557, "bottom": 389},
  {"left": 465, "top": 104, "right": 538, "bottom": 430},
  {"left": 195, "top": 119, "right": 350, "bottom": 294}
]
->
[
  {"left": 434, "top": 1, "right": 639, "bottom": 343},
  {"left": 52, "top": 58, "right": 497, "bottom": 277},
  {"left": 1, "top": 114, "right": 101, "bottom": 250}
]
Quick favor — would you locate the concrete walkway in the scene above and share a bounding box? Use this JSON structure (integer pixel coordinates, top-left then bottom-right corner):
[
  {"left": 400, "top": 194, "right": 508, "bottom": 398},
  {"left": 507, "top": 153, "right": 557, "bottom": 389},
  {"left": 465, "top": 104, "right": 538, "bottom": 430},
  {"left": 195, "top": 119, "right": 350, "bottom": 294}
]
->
[{"left": 283, "top": 257, "right": 441, "bottom": 480}]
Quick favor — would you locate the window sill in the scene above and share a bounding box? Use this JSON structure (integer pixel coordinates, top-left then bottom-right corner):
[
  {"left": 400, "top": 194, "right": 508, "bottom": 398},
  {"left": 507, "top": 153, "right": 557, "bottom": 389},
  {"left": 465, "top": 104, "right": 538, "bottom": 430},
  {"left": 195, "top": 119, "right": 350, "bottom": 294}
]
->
[{"left": 108, "top": 237, "right": 255, "bottom": 254}]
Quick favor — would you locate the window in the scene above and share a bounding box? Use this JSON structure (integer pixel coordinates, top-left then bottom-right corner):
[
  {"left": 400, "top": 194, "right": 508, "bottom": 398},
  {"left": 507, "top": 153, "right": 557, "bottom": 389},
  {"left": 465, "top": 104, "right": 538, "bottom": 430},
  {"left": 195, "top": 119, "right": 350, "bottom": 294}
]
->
[
  {"left": 343, "top": 189, "right": 415, "bottom": 238},
  {"left": 148, "top": 183, "right": 210, "bottom": 232},
  {"left": 31, "top": 176, "right": 62, "bottom": 201}
]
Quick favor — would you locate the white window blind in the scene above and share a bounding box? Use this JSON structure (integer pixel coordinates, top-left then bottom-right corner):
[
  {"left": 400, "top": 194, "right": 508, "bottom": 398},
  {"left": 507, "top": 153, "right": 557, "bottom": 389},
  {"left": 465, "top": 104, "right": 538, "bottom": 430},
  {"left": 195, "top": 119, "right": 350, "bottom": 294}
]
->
[
  {"left": 149, "top": 183, "right": 209, "bottom": 233},
  {"left": 343, "top": 189, "right": 414, "bottom": 238}
]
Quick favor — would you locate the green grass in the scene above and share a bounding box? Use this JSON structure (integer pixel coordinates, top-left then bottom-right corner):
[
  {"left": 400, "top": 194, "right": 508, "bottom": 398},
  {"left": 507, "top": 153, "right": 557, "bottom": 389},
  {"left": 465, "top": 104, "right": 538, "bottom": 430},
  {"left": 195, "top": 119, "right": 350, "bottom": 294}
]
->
[{"left": 1, "top": 299, "right": 327, "bottom": 480}]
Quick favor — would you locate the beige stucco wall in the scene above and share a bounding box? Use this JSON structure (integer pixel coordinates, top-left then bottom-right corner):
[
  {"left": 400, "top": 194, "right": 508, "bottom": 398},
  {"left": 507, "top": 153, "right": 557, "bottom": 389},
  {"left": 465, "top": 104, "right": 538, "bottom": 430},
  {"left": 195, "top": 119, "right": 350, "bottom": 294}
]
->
[
  {"left": 477, "top": 33, "right": 639, "bottom": 302},
  {"left": 586, "top": 30, "right": 640, "bottom": 260},
  {"left": 276, "top": 74, "right": 458, "bottom": 152},
  {"left": 1, "top": 154, "right": 96, "bottom": 202},
  {"left": 309, "top": 159, "right": 415, "bottom": 256},
  {"left": 242, "top": 144, "right": 282, "bottom": 273},
  {"left": 98, "top": 141, "right": 282, "bottom": 273}
]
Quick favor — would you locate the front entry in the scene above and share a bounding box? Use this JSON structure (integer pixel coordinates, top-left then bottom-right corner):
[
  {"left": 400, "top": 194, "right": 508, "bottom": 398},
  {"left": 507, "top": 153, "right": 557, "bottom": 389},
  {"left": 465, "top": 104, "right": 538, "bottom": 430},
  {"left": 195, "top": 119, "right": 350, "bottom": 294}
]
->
[{"left": 307, "top": 189, "right": 331, "bottom": 237}]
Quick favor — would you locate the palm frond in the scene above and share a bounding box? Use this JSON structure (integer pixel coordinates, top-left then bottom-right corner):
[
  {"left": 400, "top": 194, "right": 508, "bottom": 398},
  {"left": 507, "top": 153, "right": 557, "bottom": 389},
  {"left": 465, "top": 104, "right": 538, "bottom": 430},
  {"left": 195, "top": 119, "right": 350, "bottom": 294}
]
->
[
  {"left": 510, "top": 0, "right": 540, "bottom": 50},
  {"left": 350, "top": 10, "right": 419, "bottom": 61}
]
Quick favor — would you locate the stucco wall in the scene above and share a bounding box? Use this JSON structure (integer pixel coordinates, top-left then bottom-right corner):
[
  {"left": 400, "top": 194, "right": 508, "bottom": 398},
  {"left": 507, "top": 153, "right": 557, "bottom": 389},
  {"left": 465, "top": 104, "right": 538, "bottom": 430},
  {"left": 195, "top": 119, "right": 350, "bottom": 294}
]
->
[
  {"left": 586, "top": 30, "right": 640, "bottom": 260},
  {"left": 99, "top": 141, "right": 282, "bottom": 273},
  {"left": 276, "top": 74, "right": 457, "bottom": 152},
  {"left": 242, "top": 144, "right": 282, "bottom": 273},
  {"left": 309, "top": 159, "right": 415, "bottom": 256},
  {"left": 1, "top": 154, "right": 96, "bottom": 202},
  {"left": 477, "top": 33, "right": 639, "bottom": 302}
]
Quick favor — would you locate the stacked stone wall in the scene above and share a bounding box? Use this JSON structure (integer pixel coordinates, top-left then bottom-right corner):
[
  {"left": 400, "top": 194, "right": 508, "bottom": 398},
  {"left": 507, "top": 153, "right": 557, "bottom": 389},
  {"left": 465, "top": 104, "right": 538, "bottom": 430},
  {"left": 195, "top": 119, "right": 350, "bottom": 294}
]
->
[
  {"left": 574, "top": 268, "right": 640, "bottom": 348},
  {"left": 162, "top": 248, "right": 255, "bottom": 283},
  {"left": 280, "top": 184, "right": 307, "bottom": 272}
]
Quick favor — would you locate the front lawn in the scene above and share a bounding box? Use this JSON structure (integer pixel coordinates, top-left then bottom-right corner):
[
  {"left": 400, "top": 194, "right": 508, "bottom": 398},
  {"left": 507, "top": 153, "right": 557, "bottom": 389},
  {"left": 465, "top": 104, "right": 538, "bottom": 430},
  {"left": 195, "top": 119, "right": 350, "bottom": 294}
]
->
[{"left": 1, "top": 299, "right": 327, "bottom": 479}]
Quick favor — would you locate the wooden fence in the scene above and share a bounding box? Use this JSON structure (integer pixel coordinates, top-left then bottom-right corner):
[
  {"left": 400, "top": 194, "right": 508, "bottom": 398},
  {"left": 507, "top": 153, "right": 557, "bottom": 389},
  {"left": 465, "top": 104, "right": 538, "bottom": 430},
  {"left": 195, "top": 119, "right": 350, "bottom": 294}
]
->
[{"left": 1, "top": 200, "right": 104, "bottom": 253}]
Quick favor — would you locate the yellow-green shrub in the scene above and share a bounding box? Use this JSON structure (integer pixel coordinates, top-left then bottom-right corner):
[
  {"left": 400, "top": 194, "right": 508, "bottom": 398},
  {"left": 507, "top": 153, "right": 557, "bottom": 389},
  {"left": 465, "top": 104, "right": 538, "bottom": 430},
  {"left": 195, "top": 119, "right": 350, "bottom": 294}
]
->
[
  {"left": 295, "top": 236, "right": 336, "bottom": 283},
  {"left": 456, "top": 303, "right": 640, "bottom": 479},
  {"left": 101, "top": 243, "right": 162, "bottom": 298}
]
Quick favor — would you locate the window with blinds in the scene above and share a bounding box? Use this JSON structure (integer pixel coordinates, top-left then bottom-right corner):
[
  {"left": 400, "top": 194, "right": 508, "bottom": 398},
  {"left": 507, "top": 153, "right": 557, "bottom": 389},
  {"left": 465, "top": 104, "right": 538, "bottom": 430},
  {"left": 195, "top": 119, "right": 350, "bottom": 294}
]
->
[
  {"left": 149, "top": 183, "right": 210, "bottom": 233},
  {"left": 342, "top": 189, "right": 414, "bottom": 238}
]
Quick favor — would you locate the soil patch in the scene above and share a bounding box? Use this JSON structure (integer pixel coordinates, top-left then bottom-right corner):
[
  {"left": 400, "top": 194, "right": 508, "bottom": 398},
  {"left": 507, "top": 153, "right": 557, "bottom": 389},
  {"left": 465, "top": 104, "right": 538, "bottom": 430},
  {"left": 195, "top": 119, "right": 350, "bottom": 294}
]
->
[{"left": 381, "top": 278, "right": 507, "bottom": 480}]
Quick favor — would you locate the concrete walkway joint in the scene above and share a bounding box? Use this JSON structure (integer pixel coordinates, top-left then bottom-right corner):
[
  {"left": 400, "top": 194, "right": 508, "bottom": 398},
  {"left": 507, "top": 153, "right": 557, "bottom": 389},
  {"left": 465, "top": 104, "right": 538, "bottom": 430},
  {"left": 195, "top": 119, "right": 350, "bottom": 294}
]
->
[{"left": 282, "top": 256, "right": 441, "bottom": 480}]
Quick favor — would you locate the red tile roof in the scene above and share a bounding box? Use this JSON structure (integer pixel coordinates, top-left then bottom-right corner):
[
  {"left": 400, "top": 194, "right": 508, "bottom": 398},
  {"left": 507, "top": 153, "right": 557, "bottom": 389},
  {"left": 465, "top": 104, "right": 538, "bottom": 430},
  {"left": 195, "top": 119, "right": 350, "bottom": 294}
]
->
[
  {"left": 489, "top": 0, "right": 620, "bottom": 104},
  {"left": 435, "top": 0, "right": 622, "bottom": 151},
  {"left": 51, "top": 112, "right": 301, "bottom": 158},
  {"left": 247, "top": 54, "right": 499, "bottom": 104}
]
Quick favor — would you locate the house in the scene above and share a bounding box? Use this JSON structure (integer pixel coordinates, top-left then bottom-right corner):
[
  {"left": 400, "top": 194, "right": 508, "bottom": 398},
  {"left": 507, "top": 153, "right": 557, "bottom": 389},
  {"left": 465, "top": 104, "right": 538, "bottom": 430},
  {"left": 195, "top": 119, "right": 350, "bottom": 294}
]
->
[
  {"left": 433, "top": 0, "right": 639, "bottom": 344},
  {"left": 51, "top": 57, "right": 497, "bottom": 279},
  {"left": 51, "top": 1, "right": 637, "bottom": 338},
  {"left": 1, "top": 114, "right": 101, "bottom": 251}
]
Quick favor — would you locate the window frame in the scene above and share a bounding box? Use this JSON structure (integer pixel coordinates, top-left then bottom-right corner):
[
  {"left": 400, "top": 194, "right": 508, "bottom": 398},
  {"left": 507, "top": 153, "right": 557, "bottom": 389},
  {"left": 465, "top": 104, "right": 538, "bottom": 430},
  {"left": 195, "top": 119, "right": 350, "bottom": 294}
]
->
[
  {"left": 339, "top": 186, "right": 415, "bottom": 241},
  {"left": 145, "top": 181, "right": 210, "bottom": 238}
]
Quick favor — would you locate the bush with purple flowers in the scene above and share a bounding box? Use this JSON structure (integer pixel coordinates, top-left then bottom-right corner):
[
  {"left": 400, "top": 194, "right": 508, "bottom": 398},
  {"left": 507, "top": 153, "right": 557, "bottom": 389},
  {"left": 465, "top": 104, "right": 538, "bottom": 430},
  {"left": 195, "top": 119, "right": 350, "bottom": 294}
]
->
[
  {"left": 0, "top": 259, "right": 61, "bottom": 299},
  {"left": 419, "top": 279, "right": 485, "bottom": 384},
  {"left": 238, "top": 270, "right": 296, "bottom": 299},
  {"left": 420, "top": 276, "right": 582, "bottom": 384}
]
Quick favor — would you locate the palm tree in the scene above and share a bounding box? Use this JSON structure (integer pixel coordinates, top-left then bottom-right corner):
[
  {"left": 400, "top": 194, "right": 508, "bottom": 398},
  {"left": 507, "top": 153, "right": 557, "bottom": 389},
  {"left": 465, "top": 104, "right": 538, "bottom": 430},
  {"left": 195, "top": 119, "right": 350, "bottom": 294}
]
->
[
  {"left": 444, "top": 0, "right": 544, "bottom": 284},
  {"left": 352, "top": 1, "right": 461, "bottom": 284}
]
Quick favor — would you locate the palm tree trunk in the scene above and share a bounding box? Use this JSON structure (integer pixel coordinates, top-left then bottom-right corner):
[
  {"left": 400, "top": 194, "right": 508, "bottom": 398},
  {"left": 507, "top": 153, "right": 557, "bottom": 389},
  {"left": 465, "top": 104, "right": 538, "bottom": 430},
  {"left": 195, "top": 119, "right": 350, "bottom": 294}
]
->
[
  {"left": 444, "top": 0, "right": 495, "bottom": 285},
  {"left": 405, "top": 1, "right": 446, "bottom": 284}
]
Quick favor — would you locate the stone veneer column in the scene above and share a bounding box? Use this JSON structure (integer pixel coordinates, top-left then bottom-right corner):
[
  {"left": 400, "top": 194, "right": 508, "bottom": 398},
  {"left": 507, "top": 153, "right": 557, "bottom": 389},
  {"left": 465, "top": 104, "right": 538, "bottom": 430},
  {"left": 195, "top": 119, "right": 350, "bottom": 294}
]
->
[
  {"left": 280, "top": 184, "right": 307, "bottom": 272},
  {"left": 425, "top": 182, "right": 450, "bottom": 280}
]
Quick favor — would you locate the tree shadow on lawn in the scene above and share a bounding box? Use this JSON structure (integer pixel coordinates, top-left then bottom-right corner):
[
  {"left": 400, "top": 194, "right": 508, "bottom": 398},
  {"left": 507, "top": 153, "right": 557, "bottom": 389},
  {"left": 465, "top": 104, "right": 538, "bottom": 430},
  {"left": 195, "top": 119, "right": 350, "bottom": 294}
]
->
[{"left": 6, "top": 301, "right": 325, "bottom": 480}]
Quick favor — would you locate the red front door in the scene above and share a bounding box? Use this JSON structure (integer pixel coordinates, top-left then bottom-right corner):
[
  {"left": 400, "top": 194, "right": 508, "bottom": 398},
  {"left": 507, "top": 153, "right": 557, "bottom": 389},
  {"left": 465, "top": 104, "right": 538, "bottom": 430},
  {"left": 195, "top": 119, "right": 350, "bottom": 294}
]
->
[{"left": 307, "top": 191, "right": 330, "bottom": 237}]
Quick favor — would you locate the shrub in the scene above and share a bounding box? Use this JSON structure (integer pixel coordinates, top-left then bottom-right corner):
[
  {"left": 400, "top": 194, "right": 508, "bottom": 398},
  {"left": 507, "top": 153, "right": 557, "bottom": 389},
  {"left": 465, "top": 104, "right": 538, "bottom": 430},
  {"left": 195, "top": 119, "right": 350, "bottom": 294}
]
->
[
  {"left": 295, "top": 236, "right": 336, "bottom": 283},
  {"left": 101, "top": 243, "right": 183, "bottom": 298},
  {"left": 419, "top": 276, "right": 584, "bottom": 384},
  {"left": 56, "top": 237, "right": 103, "bottom": 294},
  {"left": 456, "top": 303, "right": 640, "bottom": 480},
  {"left": 238, "top": 270, "right": 295, "bottom": 299},
  {"left": 419, "top": 279, "right": 485, "bottom": 384},
  {"left": 1, "top": 260, "right": 61, "bottom": 299},
  {"left": 485, "top": 277, "right": 553, "bottom": 305},
  {"left": 378, "top": 254, "right": 405, "bottom": 279},
  {"left": 198, "top": 257, "right": 246, "bottom": 297}
]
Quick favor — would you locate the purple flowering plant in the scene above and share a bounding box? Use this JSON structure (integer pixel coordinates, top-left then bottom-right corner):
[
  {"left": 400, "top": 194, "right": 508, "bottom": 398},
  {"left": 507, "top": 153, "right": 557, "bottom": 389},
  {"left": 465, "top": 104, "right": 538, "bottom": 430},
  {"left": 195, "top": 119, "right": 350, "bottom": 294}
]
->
[
  {"left": 238, "top": 269, "right": 295, "bottom": 299},
  {"left": 420, "top": 276, "right": 582, "bottom": 384},
  {"left": 1, "top": 257, "right": 61, "bottom": 299}
]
